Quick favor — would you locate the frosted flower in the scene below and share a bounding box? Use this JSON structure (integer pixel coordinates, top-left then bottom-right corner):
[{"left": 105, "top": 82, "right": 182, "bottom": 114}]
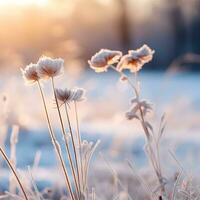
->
[
  {"left": 55, "top": 88, "right": 74, "bottom": 104},
  {"left": 88, "top": 49, "right": 122, "bottom": 72},
  {"left": 37, "top": 56, "right": 64, "bottom": 79},
  {"left": 71, "top": 87, "right": 86, "bottom": 102},
  {"left": 21, "top": 63, "right": 40, "bottom": 84},
  {"left": 117, "top": 45, "right": 154, "bottom": 73}
]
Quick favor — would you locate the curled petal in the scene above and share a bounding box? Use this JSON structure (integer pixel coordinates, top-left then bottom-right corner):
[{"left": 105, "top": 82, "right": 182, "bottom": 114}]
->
[
  {"left": 117, "top": 45, "right": 154, "bottom": 73},
  {"left": 89, "top": 49, "right": 122, "bottom": 73}
]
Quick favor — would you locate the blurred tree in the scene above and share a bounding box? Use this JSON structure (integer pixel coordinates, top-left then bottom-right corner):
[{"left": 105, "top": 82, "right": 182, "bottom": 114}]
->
[
  {"left": 168, "top": 0, "right": 187, "bottom": 58},
  {"left": 190, "top": 0, "right": 200, "bottom": 54},
  {"left": 117, "top": 0, "right": 131, "bottom": 51}
]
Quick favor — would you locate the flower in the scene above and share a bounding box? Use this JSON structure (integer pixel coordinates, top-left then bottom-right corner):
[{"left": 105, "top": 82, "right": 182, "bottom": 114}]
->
[
  {"left": 88, "top": 49, "right": 122, "bottom": 72},
  {"left": 37, "top": 56, "right": 64, "bottom": 79},
  {"left": 117, "top": 45, "right": 154, "bottom": 73},
  {"left": 21, "top": 63, "right": 40, "bottom": 84},
  {"left": 55, "top": 87, "right": 86, "bottom": 104},
  {"left": 71, "top": 87, "right": 86, "bottom": 102},
  {"left": 55, "top": 88, "right": 74, "bottom": 104}
]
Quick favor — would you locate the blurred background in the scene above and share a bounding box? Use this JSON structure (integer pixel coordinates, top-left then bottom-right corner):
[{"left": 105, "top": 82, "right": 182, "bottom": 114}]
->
[
  {"left": 1, "top": 0, "right": 200, "bottom": 72},
  {"left": 0, "top": 0, "right": 200, "bottom": 193}
]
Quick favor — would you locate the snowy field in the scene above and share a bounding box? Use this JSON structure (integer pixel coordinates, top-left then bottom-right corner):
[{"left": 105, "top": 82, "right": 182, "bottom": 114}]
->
[{"left": 0, "top": 71, "right": 200, "bottom": 192}]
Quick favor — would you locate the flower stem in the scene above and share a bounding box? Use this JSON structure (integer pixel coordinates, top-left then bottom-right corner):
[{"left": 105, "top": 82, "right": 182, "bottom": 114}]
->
[
  {"left": 0, "top": 147, "right": 29, "bottom": 200},
  {"left": 37, "top": 81, "right": 74, "bottom": 200},
  {"left": 51, "top": 78, "right": 80, "bottom": 200},
  {"left": 65, "top": 103, "right": 82, "bottom": 196},
  {"left": 74, "top": 101, "right": 84, "bottom": 191},
  {"left": 110, "top": 66, "right": 166, "bottom": 198}
]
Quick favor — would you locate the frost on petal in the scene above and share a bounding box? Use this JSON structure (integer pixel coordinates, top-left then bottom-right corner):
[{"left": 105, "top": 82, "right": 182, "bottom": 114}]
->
[
  {"left": 21, "top": 63, "right": 40, "bottom": 85},
  {"left": 37, "top": 56, "right": 64, "bottom": 79},
  {"left": 117, "top": 44, "right": 154, "bottom": 73},
  {"left": 88, "top": 49, "right": 122, "bottom": 73}
]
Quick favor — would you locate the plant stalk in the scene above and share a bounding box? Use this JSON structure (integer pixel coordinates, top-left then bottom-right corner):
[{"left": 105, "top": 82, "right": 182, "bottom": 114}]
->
[
  {"left": 110, "top": 66, "right": 167, "bottom": 198},
  {"left": 65, "top": 103, "right": 82, "bottom": 196},
  {"left": 37, "top": 81, "right": 75, "bottom": 200},
  {"left": 74, "top": 101, "right": 84, "bottom": 191},
  {"left": 0, "top": 147, "right": 29, "bottom": 200},
  {"left": 51, "top": 78, "right": 80, "bottom": 200}
]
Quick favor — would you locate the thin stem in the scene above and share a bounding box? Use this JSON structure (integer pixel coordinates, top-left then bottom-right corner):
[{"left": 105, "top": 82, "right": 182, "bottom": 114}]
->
[
  {"left": 74, "top": 101, "right": 84, "bottom": 191},
  {"left": 65, "top": 103, "right": 82, "bottom": 196},
  {"left": 51, "top": 78, "right": 80, "bottom": 200},
  {"left": 0, "top": 147, "right": 29, "bottom": 200},
  {"left": 138, "top": 101, "right": 165, "bottom": 196},
  {"left": 110, "top": 65, "right": 150, "bottom": 138},
  {"left": 83, "top": 140, "right": 100, "bottom": 191},
  {"left": 110, "top": 65, "right": 138, "bottom": 96},
  {"left": 37, "top": 81, "right": 74, "bottom": 200},
  {"left": 110, "top": 66, "right": 166, "bottom": 197},
  {"left": 92, "top": 188, "right": 95, "bottom": 200}
]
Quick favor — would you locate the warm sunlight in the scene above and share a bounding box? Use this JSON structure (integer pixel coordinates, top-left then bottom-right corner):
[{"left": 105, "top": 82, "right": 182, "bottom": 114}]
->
[{"left": 0, "top": 0, "right": 48, "bottom": 6}]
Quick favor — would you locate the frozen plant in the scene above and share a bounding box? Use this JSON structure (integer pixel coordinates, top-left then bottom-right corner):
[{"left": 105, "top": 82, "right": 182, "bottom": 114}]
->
[
  {"left": 20, "top": 56, "right": 100, "bottom": 200},
  {"left": 89, "top": 44, "right": 168, "bottom": 200}
]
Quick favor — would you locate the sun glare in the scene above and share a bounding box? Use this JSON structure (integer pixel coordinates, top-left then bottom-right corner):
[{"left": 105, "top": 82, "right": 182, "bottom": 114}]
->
[{"left": 0, "top": 0, "right": 48, "bottom": 6}]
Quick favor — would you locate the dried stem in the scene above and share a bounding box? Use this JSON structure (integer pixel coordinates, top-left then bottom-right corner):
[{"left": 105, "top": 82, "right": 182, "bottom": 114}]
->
[
  {"left": 64, "top": 103, "right": 82, "bottom": 196},
  {"left": 92, "top": 188, "right": 96, "bottom": 200},
  {"left": 110, "top": 65, "right": 138, "bottom": 95},
  {"left": 9, "top": 125, "right": 19, "bottom": 194},
  {"left": 110, "top": 65, "right": 167, "bottom": 198},
  {"left": 51, "top": 77, "right": 80, "bottom": 200},
  {"left": 37, "top": 81, "right": 74, "bottom": 200},
  {"left": 0, "top": 147, "right": 29, "bottom": 200},
  {"left": 74, "top": 101, "right": 84, "bottom": 191}
]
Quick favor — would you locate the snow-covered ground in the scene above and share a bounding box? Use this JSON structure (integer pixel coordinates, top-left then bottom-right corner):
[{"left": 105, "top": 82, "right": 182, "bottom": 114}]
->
[{"left": 0, "top": 71, "right": 200, "bottom": 191}]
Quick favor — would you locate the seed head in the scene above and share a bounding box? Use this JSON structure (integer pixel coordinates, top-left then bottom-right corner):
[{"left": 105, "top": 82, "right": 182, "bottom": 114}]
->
[{"left": 37, "top": 56, "right": 64, "bottom": 79}]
